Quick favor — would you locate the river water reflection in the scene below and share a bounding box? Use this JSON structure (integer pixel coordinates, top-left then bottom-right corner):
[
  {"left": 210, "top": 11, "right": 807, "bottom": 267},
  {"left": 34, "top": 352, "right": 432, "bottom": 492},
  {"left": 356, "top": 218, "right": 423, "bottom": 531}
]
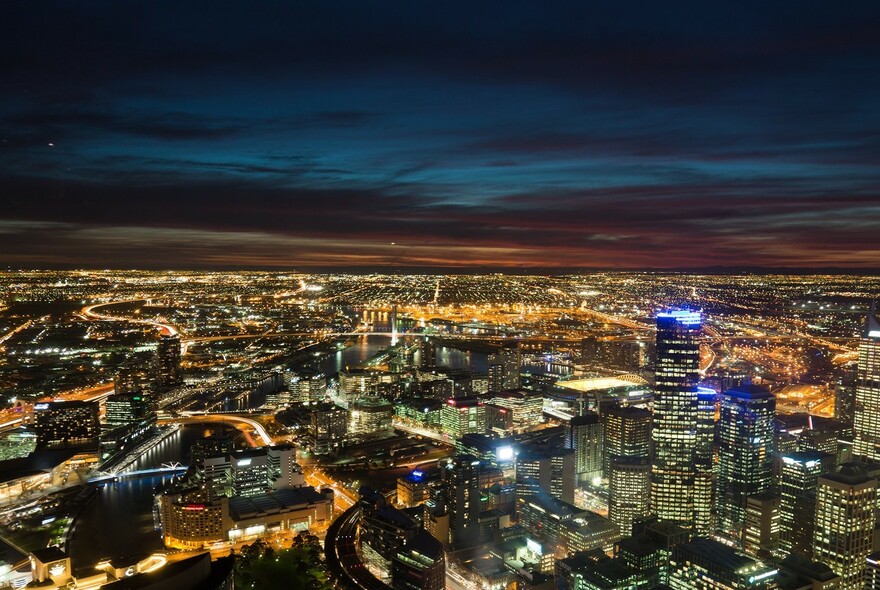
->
[{"left": 67, "top": 423, "right": 236, "bottom": 566}]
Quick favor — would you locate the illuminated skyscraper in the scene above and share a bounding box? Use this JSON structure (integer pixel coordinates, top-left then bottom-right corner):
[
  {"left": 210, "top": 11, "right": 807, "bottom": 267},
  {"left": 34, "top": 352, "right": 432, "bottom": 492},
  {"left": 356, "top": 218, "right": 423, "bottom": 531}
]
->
[
  {"left": 156, "top": 333, "right": 182, "bottom": 390},
  {"left": 716, "top": 385, "right": 776, "bottom": 536},
  {"left": 813, "top": 464, "right": 877, "bottom": 590},
  {"left": 650, "top": 310, "right": 711, "bottom": 533},
  {"left": 608, "top": 456, "right": 651, "bottom": 537},
  {"left": 778, "top": 451, "right": 834, "bottom": 557},
  {"left": 105, "top": 391, "right": 152, "bottom": 426},
  {"left": 443, "top": 454, "right": 482, "bottom": 548},
  {"left": 420, "top": 337, "right": 436, "bottom": 369},
  {"left": 488, "top": 343, "right": 521, "bottom": 392},
  {"left": 852, "top": 309, "right": 880, "bottom": 461},
  {"left": 603, "top": 404, "right": 651, "bottom": 476},
  {"left": 566, "top": 412, "right": 603, "bottom": 484},
  {"left": 515, "top": 447, "right": 575, "bottom": 505}
]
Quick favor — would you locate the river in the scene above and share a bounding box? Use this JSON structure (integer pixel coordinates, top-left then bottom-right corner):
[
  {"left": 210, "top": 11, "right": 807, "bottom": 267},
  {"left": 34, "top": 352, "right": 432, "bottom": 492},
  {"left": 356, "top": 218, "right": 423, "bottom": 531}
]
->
[{"left": 66, "top": 423, "right": 238, "bottom": 566}]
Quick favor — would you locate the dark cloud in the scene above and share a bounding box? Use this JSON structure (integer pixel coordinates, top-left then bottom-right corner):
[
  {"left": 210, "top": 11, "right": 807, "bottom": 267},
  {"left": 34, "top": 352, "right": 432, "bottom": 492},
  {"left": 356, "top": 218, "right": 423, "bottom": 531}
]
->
[{"left": 0, "top": 1, "right": 879, "bottom": 268}]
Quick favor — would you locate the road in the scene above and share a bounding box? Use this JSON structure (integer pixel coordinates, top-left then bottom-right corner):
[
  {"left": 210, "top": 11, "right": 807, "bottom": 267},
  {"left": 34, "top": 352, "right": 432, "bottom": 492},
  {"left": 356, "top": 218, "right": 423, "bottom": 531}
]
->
[
  {"left": 160, "top": 412, "right": 275, "bottom": 446},
  {"left": 82, "top": 299, "right": 179, "bottom": 337}
]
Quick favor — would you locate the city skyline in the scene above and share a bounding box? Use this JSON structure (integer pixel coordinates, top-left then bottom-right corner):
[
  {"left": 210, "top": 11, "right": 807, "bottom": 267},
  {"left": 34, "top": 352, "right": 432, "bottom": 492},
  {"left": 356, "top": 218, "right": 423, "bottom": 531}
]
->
[{"left": 2, "top": 1, "right": 880, "bottom": 269}]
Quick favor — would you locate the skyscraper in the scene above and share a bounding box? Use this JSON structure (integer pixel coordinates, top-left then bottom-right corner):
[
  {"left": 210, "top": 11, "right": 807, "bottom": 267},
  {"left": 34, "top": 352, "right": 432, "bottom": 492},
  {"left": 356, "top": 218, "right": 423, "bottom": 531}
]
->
[
  {"left": 853, "top": 308, "right": 880, "bottom": 461},
  {"left": 608, "top": 456, "right": 651, "bottom": 537},
  {"left": 444, "top": 454, "right": 482, "bottom": 548},
  {"left": 813, "top": 464, "right": 877, "bottom": 590},
  {"left": 156, "top": 333, "right": 182, "bottom": 391},
  {"left": 650, "top": 309, "right": 711, "bottom": 533},
  {"left": 716, "top": 385, "right": 776, "bottom": 536},
  {"left": 420, "top": 337, "right": 436, "bottom": 369},
  {"left": 778, "top": 451, "right": 835, "bottom": 557},
  {"left": 603, "top": 404, "right": 651, "bottom": 477},
  {"left": 605, "top": 403, "right": 652, "bottom": 537},
  {"left": 488, "top": 343, "right": 521, "bottom": 392},
  {"left": 515, "top": 447, "right": 576, "bottom": 505},
  {"left": 566, "top": 412, "right": 603, "bottom": 484}
]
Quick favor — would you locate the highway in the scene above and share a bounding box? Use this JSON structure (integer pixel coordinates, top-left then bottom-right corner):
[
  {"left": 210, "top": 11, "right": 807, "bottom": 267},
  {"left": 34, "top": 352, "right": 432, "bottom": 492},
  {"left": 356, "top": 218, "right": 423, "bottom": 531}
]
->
[{"left": 82, "top": 299, "right": 179, "bottom": 337}]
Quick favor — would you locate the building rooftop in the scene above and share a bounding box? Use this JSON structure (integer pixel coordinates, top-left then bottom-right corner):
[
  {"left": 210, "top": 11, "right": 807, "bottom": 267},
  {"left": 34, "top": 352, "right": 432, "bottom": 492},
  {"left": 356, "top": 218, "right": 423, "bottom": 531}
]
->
[
  {"left": 521, "top": 490, "right": 585, "bottom": 520},
  {"left": 0, "top": 448, "right": 81, "bottom": 483},
  {"left": 228, "top": 486, "right": 329, "bottom": 520},
  {"left": 400, "top": 530, "right": 444, "bottom": 560},
  {"left": 723, "top": 384, "right": 774, "bottom": 400},
  {"left": 30, "top": 546, "right": 67, "bottom": 564},
  {"left": 676, "top": 537, "right": 772, "bottom": 577}
]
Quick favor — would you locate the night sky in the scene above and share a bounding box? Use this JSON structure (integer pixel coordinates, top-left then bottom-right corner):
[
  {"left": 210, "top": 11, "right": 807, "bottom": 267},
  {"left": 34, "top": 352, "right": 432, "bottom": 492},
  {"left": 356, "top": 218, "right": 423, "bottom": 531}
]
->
[{"left": 2, "top": 1, "right": 880, "bottom": 270}]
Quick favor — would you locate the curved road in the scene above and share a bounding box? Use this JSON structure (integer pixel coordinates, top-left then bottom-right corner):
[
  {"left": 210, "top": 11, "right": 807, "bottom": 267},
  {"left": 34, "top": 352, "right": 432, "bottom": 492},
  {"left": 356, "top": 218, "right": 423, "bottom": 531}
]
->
[{"left": 325, "top": 506, "right": 390, "bottom": 590}]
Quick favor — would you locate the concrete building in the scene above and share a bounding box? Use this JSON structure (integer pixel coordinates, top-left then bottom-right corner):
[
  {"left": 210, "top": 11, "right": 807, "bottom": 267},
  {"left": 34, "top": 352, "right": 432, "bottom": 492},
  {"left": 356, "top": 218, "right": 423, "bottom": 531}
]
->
[
  {"left": 160, "top": 486, "right": 334, "bottom": 550},
  {"left": 778, "top": 451, "right": 835, "bottom": 557},
  {"left": 812, "top": 464, "right": 877, "bottom": 590},
  {"left": 515, "top": 447, "right": 575, "bottom": 505},
  {"left": 443, "top": 454, "right": 483, "bottom": 548},
  {"left": 603, "top": 404, "right": 651, "bottom": 476},
  {"left": 309, "top": 402, "right": 348, "bottom": 454},
  {"left": 488, "top": 344, "right": 521, "bottom": 392},
  {"left": 608, "top": 456, "right": 651, "bottom": 538},
  {"left": 156, "top": 333, "right": 182, "bottom": 391},
  {"left": 566, "top": 412, "right": 603, "bottom": 484},
  {"left": 440, "top": 397, "right": 485, "bottom": 439},
  {"left": 200, "top": 446, "right": 303, "bottom": 499},
  {"left": 391, "top": 530, "right": 446, "bottom": 590},
  {"left": 742, "top": 493, "right": 780, "bottom": 558},
  {"left": 348, "top": 396, "right": 394, "bottom": 441},
  {"left": 34, "top": 400, "right": 100, "bottom": 449},
  {"left": 668, "top": 537, "right": 779, "bottom": 589}
]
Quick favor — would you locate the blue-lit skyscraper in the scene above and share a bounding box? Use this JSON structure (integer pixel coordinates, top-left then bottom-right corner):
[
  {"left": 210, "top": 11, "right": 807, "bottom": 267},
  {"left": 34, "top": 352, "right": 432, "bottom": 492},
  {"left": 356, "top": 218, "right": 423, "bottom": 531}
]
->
[{"left": 651, "top": 310, "right": 712, "bottom": 533}]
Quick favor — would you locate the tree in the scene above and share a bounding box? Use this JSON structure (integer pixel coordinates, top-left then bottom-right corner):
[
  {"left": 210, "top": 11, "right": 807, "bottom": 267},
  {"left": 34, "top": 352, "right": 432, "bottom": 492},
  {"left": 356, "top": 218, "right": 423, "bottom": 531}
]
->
[{"left": 234, "top": 532, "right": 332, "bottom": 590}]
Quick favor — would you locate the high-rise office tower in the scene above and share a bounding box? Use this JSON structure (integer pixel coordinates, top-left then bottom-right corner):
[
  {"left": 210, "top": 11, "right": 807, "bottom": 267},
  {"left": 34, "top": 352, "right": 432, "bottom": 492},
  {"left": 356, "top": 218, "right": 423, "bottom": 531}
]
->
[
  {"left": 778, "top": 451, "right": 835, "bottom": 557},
  {"left": 813, "top": 464, "right": 877, "bottom": 590},
  {"left": 608, "top": 456, "right": 651, "bottom": 537},
  {"left": 853, "top": 309, "right": 880, "bottom": 460},
  {"left": 835, "top": 363, "right": 857, "bottom": 437},
  {"left": 693, "top": 386, "right": 716, "bottom": 534},
  {"left": 515, "top": 447, "right": 575, "bottom": 505},
  {"left": 156, "top": 333, "right": 182, "bottom": 391},
  {"left": 742, "top": 493, "right": 780, "bottom": 557},
  {"left": 444, "top": 454, "right": 482, "bottom": 548},
  {"left": 488, "top": 343, "right": 521, "bottom": 392},
  {"left": 716, "top": 385, "right": 776, "bottom": 536},
  {"left": 420, "top": 337, "right": 436, "bottom": 369},
  {"left": 603, "top": 404, "right": 651, "bottom": 476},
  {"left": 650, "top": 310, "right": 711, "bottom": 532},
  {"left": 566, "top": 412, "right": 603, "bottom": 484}
]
